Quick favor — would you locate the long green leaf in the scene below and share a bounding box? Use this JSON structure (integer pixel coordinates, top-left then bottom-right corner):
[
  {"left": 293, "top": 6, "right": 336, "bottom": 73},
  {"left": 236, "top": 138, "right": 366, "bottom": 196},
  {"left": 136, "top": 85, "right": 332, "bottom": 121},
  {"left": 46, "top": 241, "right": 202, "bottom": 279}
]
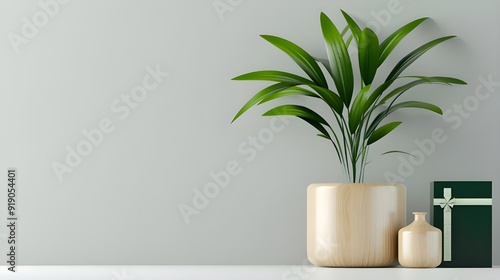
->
[
  {"left": 233, "top": 70, "right": 313, "bottom": 84},
  {"left": 404, "top": 75, "right": 467, "bottom": 85},
  {"left": 365, "top": 80, "right": 393, "bottom": 110},
  {"left": 294, "top": 117, "right": 343, "bottom": 163},
  {"left": 299, "top": 117, "right": 331, "bottom": 139},
  {"left": 263, "top": 104, "right": 329, "bottom": 125},
  {"left": 358, "top": 28, "right": 379, "bottom": 85},
  {"left": 367, "top": 101, "right": 442, "bottom": 136},
  {"left": 385, "top": 36, "right": 456, "bottom": 82},
  {"left": 340, "top": 25, "right": 349, "bottom": 37},
  {"left": 263, "top": 105, "right": 341, "bottom": 160},
  {"left": 320, "top": 12, "right": 354, "bottom": 106},
  {"left": 308, "top": 85, "right": 344, "bottom": 115},
  {"left": 345, "top": 34, "right": 354, "bottom": 47},
  {"left": 367, "top": 121, "right": 402, "bottom": 145},
  {"left": 366, "top": 108, "right": 387, "bottom": 136},
  {"left": 379, "top": 18, "right": 428, "bottom": 66},
  {"left": 365, "top": 65, "right": 465, "bottom": 111},
  {"left": 380, "top": 79, "right": 423, "bottom": 104},
  {"left": 382, "top": 150, "right": 415, "bottom": 157},
  {"left": 348, "top": 85, "right": 371, "bottom": 132},
  {"left": 311, "top": 125, "right": 343, "bottom": 164},
  {"left": 341, "top": 10, "right": 361, "bottom": 43},
  {"left": 232, "top": 83, "right": 293, "bottom": 123},
  {"left": 387, "top": 101, "right": 443, "bottom": 115},
  {"left": 261, "top": 35, "right": 328, "bottom": 87},
  {"left": 380, "top": 76, "right": 467, "bottom": 104},
  {"left": 314, "top": 57, "right": 333, "bottom": 78},
  {"left": 258, "top": 86, "right": 319, "bottom": 104}
]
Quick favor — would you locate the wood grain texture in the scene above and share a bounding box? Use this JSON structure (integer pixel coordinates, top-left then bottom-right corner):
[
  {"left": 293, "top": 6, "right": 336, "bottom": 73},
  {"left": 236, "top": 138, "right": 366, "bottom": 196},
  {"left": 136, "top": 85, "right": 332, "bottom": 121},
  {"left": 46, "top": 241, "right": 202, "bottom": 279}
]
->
[
  {"left": 398, "top": 212, "right": 442, "bottom": 268},
  {"left": 307, "top": 183, "right": 406, "bottom": 267}
]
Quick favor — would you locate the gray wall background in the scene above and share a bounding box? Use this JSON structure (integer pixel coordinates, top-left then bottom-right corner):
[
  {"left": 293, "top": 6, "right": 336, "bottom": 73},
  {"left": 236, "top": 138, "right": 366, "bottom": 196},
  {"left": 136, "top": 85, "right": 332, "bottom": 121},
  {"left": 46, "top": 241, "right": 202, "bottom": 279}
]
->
[{"left": 0, "top": 0, "right": 498, "bottom": 265}]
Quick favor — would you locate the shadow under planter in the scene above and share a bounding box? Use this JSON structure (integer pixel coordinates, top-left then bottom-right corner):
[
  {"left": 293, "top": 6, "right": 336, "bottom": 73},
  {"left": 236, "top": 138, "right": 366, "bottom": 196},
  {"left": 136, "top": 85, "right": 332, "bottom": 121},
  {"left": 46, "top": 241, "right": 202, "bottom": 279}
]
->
[{"left": 307, "top": 183, "right": 406, "bottom": 267}]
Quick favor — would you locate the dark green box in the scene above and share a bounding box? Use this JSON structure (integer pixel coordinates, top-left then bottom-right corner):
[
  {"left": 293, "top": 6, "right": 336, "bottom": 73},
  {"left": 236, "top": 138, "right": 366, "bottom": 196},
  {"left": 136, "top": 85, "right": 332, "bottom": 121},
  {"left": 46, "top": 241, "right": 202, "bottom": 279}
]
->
[{"left": 431, "top": 181, "right": 492, "bottom": 267}]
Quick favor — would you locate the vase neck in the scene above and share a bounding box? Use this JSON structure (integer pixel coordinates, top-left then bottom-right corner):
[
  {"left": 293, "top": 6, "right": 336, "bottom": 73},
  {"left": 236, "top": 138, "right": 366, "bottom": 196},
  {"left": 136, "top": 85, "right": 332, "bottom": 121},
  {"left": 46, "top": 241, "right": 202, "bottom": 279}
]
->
[{"left": 413, "top": 212, "right": 427, "bottom": 222}]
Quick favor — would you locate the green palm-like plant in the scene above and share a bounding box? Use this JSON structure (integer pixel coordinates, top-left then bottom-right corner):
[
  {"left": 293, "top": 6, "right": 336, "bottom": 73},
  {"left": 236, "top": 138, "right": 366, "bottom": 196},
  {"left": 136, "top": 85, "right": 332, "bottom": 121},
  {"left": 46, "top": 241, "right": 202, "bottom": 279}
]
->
[{"left": 231, "top": 11, "right": 466, "bottom": 183}]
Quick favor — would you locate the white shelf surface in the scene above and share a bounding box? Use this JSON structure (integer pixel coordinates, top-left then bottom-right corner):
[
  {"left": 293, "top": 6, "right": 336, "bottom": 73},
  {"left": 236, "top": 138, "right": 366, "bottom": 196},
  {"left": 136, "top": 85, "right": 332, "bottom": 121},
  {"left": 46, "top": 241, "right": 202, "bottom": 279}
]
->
[{"left": 0, "top": 265, "right": 499, "bottom": 279}]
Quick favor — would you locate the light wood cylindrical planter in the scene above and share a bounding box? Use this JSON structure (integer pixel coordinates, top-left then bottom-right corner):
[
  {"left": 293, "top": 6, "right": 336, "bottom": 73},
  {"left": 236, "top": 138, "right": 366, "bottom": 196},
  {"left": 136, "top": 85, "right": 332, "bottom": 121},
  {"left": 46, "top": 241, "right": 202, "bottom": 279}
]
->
[
  {"left": 307, "top": 183, "right": 406, "bottom": 267},
  {"left": 398, "top": 212, "right": 442, "bottom": 268}
]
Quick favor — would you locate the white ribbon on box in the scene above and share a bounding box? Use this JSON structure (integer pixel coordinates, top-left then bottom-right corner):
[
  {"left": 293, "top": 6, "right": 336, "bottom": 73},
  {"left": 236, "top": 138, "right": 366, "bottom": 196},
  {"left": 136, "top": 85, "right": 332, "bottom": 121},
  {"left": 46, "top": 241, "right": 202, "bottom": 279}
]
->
[{"left": 433, "top": 187, "right": 492, "bottom": 261}]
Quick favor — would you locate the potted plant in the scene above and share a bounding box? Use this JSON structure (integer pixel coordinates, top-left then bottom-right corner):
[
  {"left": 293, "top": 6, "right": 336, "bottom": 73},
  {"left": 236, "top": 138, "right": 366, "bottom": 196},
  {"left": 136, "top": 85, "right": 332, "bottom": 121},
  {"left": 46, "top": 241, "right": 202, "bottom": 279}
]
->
[{"left": 231, "top": 11, "right": 465, "bottom": 267}]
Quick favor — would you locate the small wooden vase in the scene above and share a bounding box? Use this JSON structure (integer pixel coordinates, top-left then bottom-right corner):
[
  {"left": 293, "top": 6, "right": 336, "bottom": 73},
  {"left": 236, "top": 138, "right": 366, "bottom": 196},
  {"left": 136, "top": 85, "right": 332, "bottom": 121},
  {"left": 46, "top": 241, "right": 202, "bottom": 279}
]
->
[{"left": 398, "top": 212, "right": 442, "bottom": 268}]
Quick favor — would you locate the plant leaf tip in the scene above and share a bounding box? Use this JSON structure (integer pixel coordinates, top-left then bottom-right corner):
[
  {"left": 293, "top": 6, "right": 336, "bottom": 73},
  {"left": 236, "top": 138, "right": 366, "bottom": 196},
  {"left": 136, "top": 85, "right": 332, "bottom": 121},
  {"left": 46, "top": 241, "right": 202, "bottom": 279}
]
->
[{"left": 230, "top": 115, "right": 239, "bottom": 123}]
